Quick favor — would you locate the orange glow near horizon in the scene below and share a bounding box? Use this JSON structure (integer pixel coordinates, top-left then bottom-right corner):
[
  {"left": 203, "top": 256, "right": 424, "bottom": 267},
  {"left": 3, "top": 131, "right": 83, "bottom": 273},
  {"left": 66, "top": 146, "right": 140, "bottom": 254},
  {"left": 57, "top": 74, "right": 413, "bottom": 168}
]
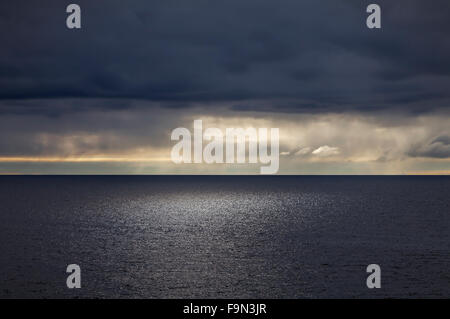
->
[{"left": 0, "top": 156, "right": 171, "bottom": 163}]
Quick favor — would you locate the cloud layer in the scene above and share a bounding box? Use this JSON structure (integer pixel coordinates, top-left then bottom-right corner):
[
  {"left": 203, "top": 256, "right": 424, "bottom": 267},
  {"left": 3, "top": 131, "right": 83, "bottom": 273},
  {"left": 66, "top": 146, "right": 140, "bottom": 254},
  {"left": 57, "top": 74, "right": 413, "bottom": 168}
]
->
[
  {"left": 0, "top": 1, "right": 449, "bottom": 174},
  {"left": 1, "top": 0, "right": 450, "bottom": 114}
]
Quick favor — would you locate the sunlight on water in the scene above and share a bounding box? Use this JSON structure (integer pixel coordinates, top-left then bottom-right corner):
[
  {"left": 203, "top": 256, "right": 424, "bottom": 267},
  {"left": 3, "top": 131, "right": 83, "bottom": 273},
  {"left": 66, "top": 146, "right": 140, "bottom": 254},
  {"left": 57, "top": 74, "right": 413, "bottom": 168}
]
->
[{"left": 0, "top": 176, "right": 449, "bottom": 298}]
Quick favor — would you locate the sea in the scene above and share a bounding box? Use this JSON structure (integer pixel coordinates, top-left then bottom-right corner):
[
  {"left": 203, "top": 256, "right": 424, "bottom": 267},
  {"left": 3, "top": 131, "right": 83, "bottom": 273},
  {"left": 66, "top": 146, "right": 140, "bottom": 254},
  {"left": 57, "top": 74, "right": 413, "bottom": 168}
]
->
[{"left": 0, "top": 176, "right": 449, "bottom": 298}]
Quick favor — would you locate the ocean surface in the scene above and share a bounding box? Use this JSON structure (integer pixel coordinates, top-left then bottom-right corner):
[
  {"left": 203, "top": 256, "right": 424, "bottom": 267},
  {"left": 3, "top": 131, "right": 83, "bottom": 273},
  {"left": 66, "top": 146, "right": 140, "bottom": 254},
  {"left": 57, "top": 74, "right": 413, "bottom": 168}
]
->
[{"left": 0, "top": 176, "right": 449, "bottom": 299}]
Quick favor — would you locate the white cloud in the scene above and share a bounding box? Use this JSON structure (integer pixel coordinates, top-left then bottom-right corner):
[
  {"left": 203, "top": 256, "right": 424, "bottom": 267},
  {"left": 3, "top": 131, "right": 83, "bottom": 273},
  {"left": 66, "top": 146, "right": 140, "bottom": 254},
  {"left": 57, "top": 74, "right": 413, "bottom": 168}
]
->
[{"left": 312, "top": 145, "right": 340, "bottom": 157}]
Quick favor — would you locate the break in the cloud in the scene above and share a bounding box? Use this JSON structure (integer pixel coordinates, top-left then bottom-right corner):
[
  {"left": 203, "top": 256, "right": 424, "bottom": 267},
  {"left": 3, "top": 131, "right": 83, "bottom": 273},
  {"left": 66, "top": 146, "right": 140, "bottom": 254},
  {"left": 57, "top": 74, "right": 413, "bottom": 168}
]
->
[
  {"left": 0, "top": 1, "right": 449, "bottom": 174},
  {"left": 283, "top": 146, "right": 340, "bottom": 158},
  {"left": 0, "top": 106, "right": 448, "bottom": 174}
]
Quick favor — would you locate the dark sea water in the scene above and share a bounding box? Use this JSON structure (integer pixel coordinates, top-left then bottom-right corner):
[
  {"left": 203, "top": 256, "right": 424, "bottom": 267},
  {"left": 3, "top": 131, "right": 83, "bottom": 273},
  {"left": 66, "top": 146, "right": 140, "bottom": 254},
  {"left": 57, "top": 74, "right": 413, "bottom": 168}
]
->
[{"left": 0, "top": 176, "right": 449, "bottom": 299}]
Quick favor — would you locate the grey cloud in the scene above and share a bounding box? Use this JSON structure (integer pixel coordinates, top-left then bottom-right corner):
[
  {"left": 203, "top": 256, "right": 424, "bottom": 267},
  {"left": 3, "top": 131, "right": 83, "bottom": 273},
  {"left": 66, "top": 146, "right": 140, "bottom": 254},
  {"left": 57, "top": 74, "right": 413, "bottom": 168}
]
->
[{"left": 432, "top": 135, "right": 450, "bottom": 146}]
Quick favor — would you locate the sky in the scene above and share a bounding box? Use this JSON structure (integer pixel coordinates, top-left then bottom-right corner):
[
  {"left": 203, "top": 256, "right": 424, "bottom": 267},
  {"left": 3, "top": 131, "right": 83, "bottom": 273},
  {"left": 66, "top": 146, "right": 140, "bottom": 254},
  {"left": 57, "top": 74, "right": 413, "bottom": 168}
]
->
[{"left": 0, "top": 0, "right": 449, "bottom": 174}]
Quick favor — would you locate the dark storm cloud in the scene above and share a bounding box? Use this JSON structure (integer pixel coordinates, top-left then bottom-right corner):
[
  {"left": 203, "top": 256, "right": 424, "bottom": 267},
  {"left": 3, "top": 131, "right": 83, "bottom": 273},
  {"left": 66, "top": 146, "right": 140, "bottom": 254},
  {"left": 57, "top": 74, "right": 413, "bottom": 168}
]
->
[
  {"left": 0, "top": 0, "right": 450, "bottom": 115},
  {"left": 432, "top": 135, "right": 450, "bottom": 146},
  {"left": 408, "top": 135, "right": 450, "bottom": 159}
]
